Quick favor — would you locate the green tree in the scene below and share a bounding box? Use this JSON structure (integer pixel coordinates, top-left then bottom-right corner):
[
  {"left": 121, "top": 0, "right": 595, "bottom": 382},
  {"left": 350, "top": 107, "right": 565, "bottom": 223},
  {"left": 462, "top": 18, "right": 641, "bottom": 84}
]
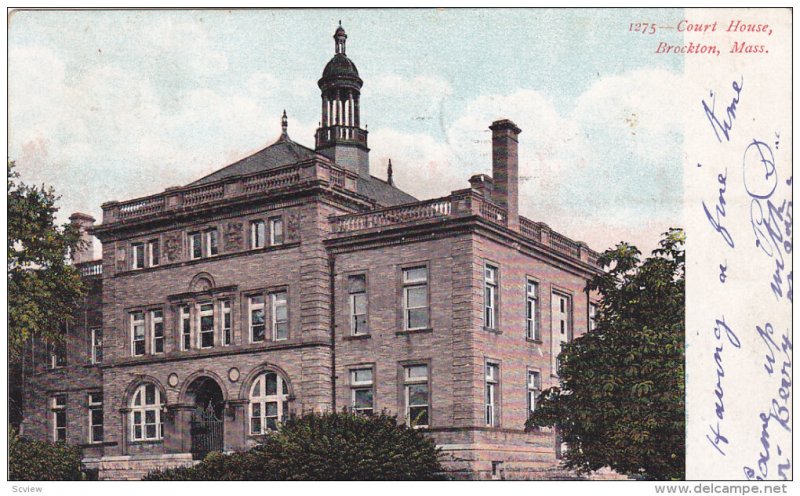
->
[
  {"left": 8, "top": 161, "right": 85, "bottom": 360},
  {"left": 145, "top": 411, "right": 446, "bottom": 480},
  {"left": 526, "top": 228, "right": 685, "bottom": 480}
]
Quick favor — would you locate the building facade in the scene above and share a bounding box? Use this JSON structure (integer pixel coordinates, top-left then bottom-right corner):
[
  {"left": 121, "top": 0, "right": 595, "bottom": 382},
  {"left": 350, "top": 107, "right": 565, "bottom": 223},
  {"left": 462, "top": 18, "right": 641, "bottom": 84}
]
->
[{"left": 20, "top": 25, "right": 603, "bottom": 480}]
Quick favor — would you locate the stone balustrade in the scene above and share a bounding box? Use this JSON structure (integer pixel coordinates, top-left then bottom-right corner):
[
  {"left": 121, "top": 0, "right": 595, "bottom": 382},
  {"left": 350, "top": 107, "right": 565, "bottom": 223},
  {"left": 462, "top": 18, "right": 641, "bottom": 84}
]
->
[
  {"left": 330, "top": 190, "right": 599, "bottom": 266},
  {"left": 101, "top": 159, "right": 356, "bottom": 224},
  {"left": 76, "top": 259, "right": 103, "bottom": 277}
]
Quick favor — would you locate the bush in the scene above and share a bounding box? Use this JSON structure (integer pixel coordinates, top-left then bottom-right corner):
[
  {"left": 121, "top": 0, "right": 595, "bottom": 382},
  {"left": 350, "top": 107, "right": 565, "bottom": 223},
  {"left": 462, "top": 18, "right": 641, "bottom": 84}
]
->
[
  {"left": 145, "top": 411, "right": 445, "bottom": 480},
  {"left": 9, "top": 428, "right": 85, "bottom": 481},
  {"left": 145, "top": 449, "right": 274, "bottom": 481}
]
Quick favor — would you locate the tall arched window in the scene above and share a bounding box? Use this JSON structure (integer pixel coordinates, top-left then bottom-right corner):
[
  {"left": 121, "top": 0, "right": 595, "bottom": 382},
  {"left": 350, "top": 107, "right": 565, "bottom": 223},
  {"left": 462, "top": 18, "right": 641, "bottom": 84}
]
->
[
  {"left": 249, "top": 372, "right": 289, "bottom": 434},
  {"left": 130, "top": 383, "right": 163, "bottom": 441}
]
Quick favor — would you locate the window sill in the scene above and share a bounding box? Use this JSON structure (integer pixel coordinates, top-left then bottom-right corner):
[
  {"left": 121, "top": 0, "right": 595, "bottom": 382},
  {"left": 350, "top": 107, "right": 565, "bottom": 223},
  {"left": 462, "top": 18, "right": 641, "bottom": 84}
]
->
[
  {"left": 526, "top": 338, "right": 543, "bottom": 345},
  {"left": 248, "top": 431, "right": 279, "bottom": 440},
  {"left": 483, "top": 327, "right": 502, "bottom": 335},
  {"left": 128, "top": 439, "right": 163, "bottom": 445},
  {"left": 116, "top": 242, "right": 300, "bottom": 277},
  {"left": 344, "top": 334, "right": 371, "bottom": 341},
  {"left": 395, "top": 328, "right": 433, "bottom": 336},
  {"left": 79, "top": 441, "right": 117, "bottom": 448}
]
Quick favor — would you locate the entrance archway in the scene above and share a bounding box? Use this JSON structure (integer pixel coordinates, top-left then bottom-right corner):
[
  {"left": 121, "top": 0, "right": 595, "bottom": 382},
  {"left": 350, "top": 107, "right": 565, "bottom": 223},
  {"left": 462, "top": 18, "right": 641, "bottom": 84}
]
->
[{"left": 185, "top": 376, "right": 225, "bottom": 459}]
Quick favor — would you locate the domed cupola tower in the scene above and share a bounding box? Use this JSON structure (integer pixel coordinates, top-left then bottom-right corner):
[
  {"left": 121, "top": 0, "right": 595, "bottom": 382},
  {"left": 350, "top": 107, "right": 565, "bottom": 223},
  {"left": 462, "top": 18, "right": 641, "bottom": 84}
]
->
[{"left": 315, "top": 23, "right": 370, "bottom": 177}]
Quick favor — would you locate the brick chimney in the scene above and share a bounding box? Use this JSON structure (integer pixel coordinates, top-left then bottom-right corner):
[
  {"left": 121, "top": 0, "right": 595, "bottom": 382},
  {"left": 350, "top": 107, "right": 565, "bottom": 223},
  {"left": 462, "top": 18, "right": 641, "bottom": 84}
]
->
[
  {"left": 489, "top": 119, "right": 521, "bottom": 230},
  {"left": 69, "top": 212, "right": 95, "bottom": 264}
]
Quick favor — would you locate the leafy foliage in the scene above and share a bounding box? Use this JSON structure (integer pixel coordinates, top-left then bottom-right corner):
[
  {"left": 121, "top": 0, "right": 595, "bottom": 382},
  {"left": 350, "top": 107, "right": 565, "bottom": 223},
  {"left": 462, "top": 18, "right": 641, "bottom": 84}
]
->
[
  {"left": 9, "top": 428, "right": 86, "bottom": 480},
  {"left": 526, "top": 228, "right": 685, "bottom": 480},
  {"left": 143, "top": 450, "right": 269, "bottom": 481},
  {"left": 8, "top": 161, "right": 85, "bottom": 361},
  {"left": 145, "top": 411, "right": 446, "bottom": 480}
]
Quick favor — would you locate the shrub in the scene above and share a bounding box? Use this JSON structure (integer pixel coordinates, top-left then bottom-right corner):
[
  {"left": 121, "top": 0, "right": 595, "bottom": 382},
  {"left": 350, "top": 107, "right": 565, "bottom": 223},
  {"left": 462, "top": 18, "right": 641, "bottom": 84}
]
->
[
  {"left": 144, "top": 411, "right": 445, "bottom": 480},
  {"left": 9, "top": 428, "right": 85, "bottom": 481},
  {"left": 144, "top": 449, "right": 274, "bottom": 481}
]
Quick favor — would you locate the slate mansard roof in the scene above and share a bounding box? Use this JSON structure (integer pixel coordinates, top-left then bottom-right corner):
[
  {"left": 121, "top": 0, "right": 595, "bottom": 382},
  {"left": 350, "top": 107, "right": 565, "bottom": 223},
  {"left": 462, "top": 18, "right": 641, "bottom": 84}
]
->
[{"left": 188, "top": 134, "right": 417, "bottom": 207}]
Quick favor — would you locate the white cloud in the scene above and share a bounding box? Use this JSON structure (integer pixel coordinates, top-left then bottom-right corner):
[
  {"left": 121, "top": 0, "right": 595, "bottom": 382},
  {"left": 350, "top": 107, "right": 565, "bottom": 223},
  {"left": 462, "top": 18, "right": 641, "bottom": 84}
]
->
[
  {"left": 8, "top": 42, "right": 309, "bottom": 220},
  {"left": 370, "top": 74, "right": 453, "bottom": 99},
  {"left": 8, "top": 32, "right": 683, "bottom": 254},
  {"left": 369, "top": 69, "right": 686, "bottom": 253}
]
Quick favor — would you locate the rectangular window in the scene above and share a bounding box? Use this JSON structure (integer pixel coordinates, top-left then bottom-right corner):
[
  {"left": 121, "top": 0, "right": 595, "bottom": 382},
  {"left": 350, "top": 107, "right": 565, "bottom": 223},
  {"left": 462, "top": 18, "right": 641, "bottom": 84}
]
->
[
  {"left": 251, "top": 220, "right": 265, "bottom": 249},
  {"left": 348, "top": 274, "right": 368, "bottom": 335},
  {"left": 180, "top": 306, "right": 192, "bottom": 351},
  {"left": 526, "top": 280, "right": 539, "bottom": 340},
  {"left": 151, "top": 309, "right": 164, "bottom": 354},
  {"left": 199, "top": 302, "right": 214, "bottom": 348},
  {"left": 484, "top": 264, "right": 498, "bottom": 329},
  {"left": 221, "top": 300, "right": 232, "bottom": 346},
  {"left": 485, "top": 362, "right": 500, "bottom": 427},
  {"left": 552, "top": 292, "right": 572, "bottom": 374},
  {"left": 527, "top": 370, "right": 541, "bottom": 418},
  {"left": 403, "top": 266, "right": 429, "bottom": 330},
  {"left": 270, "top": 217, "right": 284, "bottom": 245},
  {"left": 132, "top": 243, "right": 145, "bottom": 270},
  {"left": 148, "top": 239, "right": 160, "bottom": 267},
  {"left": 491, "top": 461, "right": 504, "bottom": 481},
  {"left": 404, "top": 364, "right": 429, "bottom": 428},
  {"left": 272, "top": 291, "right": 288, "bottom": 341},
  {"left": 190, "top": 232, "right": 202, "bottom": 260},
  {"left": 91, "top": 328, "right": 103, "bottom": 364},
  {"left": 250, "top": 295, "right": 266, "bottom": 342},
  {"left": 131, "top": 311, "right": 145, "bottom": 356},
  {"left": 88, "top": 392, "right": 103, "bottom": 443},
  {"left": 589, "top": 303, "right": 598, "bottom": 331},
  {"left": 50, "top": 338, "right": 67, "bottom": 369},
  {"left": 206, "top": 229, "right": 219, "bottom": 256},
  {"left": 350, "top": 368, "right": 374, "bottom": 416},
  {"left": 52, "top": 395, "right": 67, "bottom": 442}
]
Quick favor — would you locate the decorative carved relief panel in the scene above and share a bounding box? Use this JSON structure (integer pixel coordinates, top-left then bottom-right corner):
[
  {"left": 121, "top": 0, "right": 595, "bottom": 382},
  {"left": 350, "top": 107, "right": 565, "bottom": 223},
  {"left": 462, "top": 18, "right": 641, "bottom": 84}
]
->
[
  {"left": 115, "top": 245, "right": 127, "bottom": 271},
  {"left": 224, "top": 221, "right": 244, "bottom": 251},
  {"left": 164, "top": 232, "right": 183, "bottom": 262},
  {"left": 286, "top": 210, "right": 301, "bottom": 242}
]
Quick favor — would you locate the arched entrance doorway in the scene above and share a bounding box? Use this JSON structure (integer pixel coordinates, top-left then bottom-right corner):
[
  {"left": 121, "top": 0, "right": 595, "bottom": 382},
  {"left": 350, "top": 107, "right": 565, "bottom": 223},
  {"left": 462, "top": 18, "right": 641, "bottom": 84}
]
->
[{"left": 185, "top": 376, "right": 225, "bottom": 459}]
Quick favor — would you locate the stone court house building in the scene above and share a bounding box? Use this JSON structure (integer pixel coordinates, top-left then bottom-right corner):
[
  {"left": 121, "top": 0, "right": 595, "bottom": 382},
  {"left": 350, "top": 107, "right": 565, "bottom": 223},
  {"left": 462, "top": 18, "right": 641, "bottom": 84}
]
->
[{"left": 20, "top": 25, "right": 603, "bottom": 480}]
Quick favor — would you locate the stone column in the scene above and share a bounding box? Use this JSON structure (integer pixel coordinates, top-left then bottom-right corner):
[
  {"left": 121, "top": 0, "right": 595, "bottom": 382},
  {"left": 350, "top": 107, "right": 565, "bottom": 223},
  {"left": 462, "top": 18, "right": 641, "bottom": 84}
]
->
[
  {"left": 224, "top": 399, "right": 249, "bottom": 452},
  {"left": 335, "top": 89, "right": 341, "bottom": 125},
  {"left": 119, "top": 408, "right": 130, "bottom": 455},
  {"left": 168, "top": 404, "right": 196, "bottom": 454}
]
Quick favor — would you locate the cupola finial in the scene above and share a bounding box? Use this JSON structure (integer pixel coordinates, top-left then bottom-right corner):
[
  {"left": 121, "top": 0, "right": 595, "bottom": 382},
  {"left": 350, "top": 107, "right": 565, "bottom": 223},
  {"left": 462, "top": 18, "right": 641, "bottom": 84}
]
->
[
  {"left": 281, "top": 110, "right": 288, "bottom": 138},
  {"left": 334, "top": 22, "right": 347, "bottom": 55},
  {"left": 387, "top": 159, "right": 394, "bottom": 186}
]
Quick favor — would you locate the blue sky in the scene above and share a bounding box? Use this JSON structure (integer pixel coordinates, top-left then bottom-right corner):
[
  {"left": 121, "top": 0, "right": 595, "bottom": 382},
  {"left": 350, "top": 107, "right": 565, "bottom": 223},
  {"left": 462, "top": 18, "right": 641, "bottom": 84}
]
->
[{"left": 9, "top": 8, "right": 685, "bottom": 252}]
